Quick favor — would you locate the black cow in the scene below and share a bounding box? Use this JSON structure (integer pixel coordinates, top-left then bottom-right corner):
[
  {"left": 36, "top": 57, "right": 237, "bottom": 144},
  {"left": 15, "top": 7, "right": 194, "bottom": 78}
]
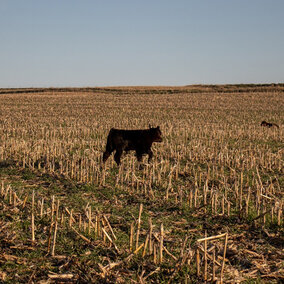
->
[
  {"left": 103, "top": 125, "right": 163, "bottom": 165},
  {"left": 261, "top": 121, "right": 279, "bottom": 128}
]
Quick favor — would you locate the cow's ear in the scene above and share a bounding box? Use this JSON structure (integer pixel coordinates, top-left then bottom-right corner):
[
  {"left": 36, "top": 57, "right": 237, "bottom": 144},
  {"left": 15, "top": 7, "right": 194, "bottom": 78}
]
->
[
  {"left": 149, "top": 124, "right": 152, "bottom": 129},
  {"left": 157, "top": 126, "right": 160, "bottom": 130}
]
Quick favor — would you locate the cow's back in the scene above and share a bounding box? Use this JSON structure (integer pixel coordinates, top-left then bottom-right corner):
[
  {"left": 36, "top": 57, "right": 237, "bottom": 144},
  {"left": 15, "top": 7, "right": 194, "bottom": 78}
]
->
[{"left": 111, "top": 129, "right": 150, "bottom": 149}]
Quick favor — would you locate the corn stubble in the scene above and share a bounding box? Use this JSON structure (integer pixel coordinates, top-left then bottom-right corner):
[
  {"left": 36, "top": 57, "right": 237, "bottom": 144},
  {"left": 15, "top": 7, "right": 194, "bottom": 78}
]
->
[{"left": 0, "top": 86, "right": 283, "bottom": 283}]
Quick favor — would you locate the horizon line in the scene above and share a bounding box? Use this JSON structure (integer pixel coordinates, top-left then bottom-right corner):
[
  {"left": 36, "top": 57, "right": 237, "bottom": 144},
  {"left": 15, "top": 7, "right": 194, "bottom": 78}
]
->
[{"left": 1, "top": 82, "right": 284, "bottom": 89}]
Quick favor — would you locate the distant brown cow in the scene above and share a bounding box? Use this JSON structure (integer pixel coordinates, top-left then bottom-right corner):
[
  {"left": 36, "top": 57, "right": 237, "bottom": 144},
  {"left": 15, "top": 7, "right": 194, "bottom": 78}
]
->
[
  {"left": 103, "top": 125, "right": 163, "bottom": 165},
  {"left": 261, "top": 121, "right": 279, "bottom": 128}
]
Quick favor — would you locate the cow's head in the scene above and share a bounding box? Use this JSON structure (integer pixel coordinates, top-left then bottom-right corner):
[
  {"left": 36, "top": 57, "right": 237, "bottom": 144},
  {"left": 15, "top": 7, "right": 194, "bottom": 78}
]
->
[
  {"left": 149, "top": 125, "right": 163, "bottom": 142},
  {"left": 261, "top": 121, "right": 267, "bottom": 126}
]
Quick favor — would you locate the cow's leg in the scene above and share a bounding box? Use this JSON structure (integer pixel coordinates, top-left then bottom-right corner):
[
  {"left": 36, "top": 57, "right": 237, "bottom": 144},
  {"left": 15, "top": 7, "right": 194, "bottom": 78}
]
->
[
  {"left": 103, "top": 139, "right": 114, "bottom": 163},
  {"left": 136, "top": 151, "right": 143, "bottom": 162},
  {"left": 135, "top": 151, "right": 144, "bottom": 169},
  {"left": 147, "top": 149, "right": 153, "bottom": 163},
  {"left": 114, "top": 149, "right": 123, "bottom": 166},
  {"left": 103, "top": 150, "right": 113, "bottom": 163}
]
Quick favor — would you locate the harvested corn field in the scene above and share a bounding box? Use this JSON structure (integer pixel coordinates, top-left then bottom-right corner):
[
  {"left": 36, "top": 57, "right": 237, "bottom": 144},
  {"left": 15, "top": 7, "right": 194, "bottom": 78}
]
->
[{"left": 0, "top": 85, "right": 283, "bottom": 283}]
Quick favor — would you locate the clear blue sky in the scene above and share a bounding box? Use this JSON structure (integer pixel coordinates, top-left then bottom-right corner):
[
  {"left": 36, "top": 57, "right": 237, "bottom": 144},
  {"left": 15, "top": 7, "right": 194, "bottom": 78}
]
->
[{"left": 1, "top": 0, "right": 284, "bottom": 87}]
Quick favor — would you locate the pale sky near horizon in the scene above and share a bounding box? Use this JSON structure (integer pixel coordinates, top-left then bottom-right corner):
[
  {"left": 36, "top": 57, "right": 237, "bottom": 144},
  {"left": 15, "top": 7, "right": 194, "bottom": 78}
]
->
[{"left": 1, "top": 0, "right": 284, "bottom": 87}]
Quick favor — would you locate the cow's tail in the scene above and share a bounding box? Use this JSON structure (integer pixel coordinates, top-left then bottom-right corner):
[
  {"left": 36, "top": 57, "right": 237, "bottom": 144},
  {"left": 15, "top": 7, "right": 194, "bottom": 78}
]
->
[
  {"left": 103, "top": 128, "right": 115, "bottom": 163},
  {"left": 105, "top": 128, "right": 115, "bottom": 152},
  {"left": 274, "top": 123, "right": 280, "bottom": 129}
]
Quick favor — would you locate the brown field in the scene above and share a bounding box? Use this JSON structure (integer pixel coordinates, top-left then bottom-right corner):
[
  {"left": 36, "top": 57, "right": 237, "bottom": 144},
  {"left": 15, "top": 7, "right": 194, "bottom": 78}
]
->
[{"left": 0, "top": 85, "right": 283, "bottom": 283}]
